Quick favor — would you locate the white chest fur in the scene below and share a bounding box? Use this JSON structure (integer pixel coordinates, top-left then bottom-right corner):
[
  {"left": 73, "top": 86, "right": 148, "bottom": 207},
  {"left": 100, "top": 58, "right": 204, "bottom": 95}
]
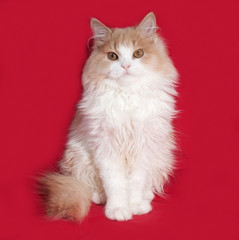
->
[{"left": 79, "top": 82, "right": 175, "bottom": 156}]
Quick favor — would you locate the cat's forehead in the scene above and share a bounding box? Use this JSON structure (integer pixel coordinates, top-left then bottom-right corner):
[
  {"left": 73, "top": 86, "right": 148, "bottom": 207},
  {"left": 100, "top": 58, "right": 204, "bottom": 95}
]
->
[
  {"left": 117, "top": 45, "right": 133, "bottom": 57},
  {"left": 102, "top": 28, "right": 144, "bottom": 52},
  {"left": 111, "top": 28, "right": 139, "bottom": 44}
]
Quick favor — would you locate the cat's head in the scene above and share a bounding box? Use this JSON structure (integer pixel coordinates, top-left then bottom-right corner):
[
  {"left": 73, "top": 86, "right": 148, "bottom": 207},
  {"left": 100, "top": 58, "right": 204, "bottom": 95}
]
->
[{"left": 83, "top": 13, "right": 177, "bottom": 89}]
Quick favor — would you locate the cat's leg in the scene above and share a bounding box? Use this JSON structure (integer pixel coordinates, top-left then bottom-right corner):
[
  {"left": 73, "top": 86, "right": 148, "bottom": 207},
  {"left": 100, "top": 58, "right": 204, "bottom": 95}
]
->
[
  {"left": 143, "top": 186, "right": 155, "bottom": 202},
  {"left": 60, "top": 139, "right": 106, "bottom": 204},
  {"left": 128, "top": 163, "right": 152, "bottom": 215},
  {"left": 92, "top": 190, "right": 106, "bottom": 205},
  {"left": 94, "top": 150, "right": 132, "bottom": 221}
]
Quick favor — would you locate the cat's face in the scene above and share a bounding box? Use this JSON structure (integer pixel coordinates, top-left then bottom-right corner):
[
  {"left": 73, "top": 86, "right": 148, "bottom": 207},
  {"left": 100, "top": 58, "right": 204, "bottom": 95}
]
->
[
  {"left": 83, "top": 13, "right": 173, "bottom": 88},
  {"left": 105, "top": 42, "right": 146, "bottom": 81},
  {"left": 96, "top": 29, "right": 159, "bottom": 85}
]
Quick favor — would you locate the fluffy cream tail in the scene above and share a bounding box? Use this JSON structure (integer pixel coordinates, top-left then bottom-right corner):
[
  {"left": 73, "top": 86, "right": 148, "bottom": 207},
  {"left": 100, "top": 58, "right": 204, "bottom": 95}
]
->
[{"left": 38, "top": 173, "right": 92, "bottom": 221}]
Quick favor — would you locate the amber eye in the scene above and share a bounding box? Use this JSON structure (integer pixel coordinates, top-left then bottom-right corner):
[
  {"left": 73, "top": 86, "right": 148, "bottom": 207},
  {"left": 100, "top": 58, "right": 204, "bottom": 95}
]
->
[
  {"left": 133, "top": 49, "right": 144, "bottom": 58},
  {"left": 107, "top": 52, "right": 118, "bottom": 61}
]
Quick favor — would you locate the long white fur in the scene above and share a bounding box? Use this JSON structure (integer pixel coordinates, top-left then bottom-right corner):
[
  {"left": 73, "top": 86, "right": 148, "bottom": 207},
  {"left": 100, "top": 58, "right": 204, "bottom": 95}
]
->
[{"left": 59, "top": 14, "right": 178, "bottom": 221}]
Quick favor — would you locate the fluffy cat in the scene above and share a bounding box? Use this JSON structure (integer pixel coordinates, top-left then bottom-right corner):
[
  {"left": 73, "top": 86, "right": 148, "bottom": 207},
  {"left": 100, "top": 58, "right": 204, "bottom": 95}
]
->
[{"left": 39, "top": 12, "right": 178, "bottom": 222}]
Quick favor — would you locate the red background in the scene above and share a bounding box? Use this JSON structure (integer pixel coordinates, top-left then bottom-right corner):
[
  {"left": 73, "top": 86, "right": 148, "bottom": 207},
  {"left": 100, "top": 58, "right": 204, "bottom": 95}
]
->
[{"left": 0, "top": 0, "right": 238, "bottom": 239}]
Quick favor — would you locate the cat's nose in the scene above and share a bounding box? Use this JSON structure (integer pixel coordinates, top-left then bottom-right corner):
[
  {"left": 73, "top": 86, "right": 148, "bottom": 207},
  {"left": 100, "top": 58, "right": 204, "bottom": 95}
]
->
[{"left": 121, "top": 64, "right": 131, "bottom": 70}]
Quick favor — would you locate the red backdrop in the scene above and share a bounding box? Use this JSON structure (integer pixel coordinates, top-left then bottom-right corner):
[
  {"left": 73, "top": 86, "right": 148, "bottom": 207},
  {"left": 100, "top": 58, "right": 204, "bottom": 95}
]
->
[{"left": 0, "top": 0, "right": 238, "bottom": 239}]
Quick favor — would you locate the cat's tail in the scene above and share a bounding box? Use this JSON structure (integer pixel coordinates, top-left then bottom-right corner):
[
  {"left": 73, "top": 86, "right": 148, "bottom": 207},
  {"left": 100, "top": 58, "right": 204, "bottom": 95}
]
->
[{"left": 38, "top": 173, "right": 92, "bottom": 221}]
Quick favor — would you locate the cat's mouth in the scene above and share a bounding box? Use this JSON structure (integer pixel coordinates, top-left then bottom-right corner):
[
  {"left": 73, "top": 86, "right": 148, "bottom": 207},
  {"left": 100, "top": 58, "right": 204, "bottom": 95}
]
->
[{"left": 123, "top": 70, "right": 132, "bottom": 76}]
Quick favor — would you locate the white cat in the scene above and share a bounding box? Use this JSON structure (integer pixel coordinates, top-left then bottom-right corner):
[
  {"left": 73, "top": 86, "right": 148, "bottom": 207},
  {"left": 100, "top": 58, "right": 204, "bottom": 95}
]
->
[{"left": 39, "top": 12, "right": 178, "bottom": 221}]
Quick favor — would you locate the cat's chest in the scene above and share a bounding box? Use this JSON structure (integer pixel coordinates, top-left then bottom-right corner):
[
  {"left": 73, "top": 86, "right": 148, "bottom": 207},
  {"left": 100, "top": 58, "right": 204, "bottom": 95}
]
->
[
  {"left": 111, "top": 92, "right": 141, "bottom": 113},
  {"left": 99, "top": 90, "right": 158, "bottom": 122}
]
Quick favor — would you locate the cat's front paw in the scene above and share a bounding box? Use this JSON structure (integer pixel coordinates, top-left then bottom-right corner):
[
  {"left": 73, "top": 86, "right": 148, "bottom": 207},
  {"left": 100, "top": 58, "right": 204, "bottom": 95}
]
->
[
  {"left": 144, "top": 190, "right": 154, "bottom": 201},
  {"left": 105, "top": 207, "right": 132, "bottom": 221},
  {"left": 130, "top": 200, "right": 152, "bottom": 215}
]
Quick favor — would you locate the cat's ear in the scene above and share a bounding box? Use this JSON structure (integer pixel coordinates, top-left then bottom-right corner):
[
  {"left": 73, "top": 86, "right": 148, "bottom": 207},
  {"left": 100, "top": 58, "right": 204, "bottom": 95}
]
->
[
  {"left": 137, "top": 12, "right": 157, "bottom": 37},
  {"left": 91, "top": 18, "right": 111, "bottom": 45}
]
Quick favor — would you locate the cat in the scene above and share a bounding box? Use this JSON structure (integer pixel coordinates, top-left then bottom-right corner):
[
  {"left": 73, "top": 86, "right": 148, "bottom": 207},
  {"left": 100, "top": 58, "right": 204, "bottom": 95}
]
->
[{"left": 38, "top": 12, "right": 178, "bottom": 222}]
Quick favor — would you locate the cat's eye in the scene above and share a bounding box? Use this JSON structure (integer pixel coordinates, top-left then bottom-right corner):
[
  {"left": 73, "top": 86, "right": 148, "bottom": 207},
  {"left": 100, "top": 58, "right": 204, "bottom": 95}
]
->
[
  {"left": 107, "top": 52, "right": 118, "bottom": 61},
  {"left": 133, "top": 49, "right": 144, "bottom": 58}
]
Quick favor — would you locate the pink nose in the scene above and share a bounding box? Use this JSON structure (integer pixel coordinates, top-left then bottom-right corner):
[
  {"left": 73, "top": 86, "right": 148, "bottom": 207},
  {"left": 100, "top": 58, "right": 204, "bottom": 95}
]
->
[{"left": 121, "top": 64, "right": 131, "bottom": 70}]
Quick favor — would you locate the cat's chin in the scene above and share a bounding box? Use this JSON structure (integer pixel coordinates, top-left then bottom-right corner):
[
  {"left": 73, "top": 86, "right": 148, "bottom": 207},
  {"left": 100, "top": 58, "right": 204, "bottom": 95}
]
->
[
  {"left": 115, "top": 74, "right": 145, "bottom": 87},
  {"left": 117, "top": 79, "right": 139, "bottom": 87}
]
